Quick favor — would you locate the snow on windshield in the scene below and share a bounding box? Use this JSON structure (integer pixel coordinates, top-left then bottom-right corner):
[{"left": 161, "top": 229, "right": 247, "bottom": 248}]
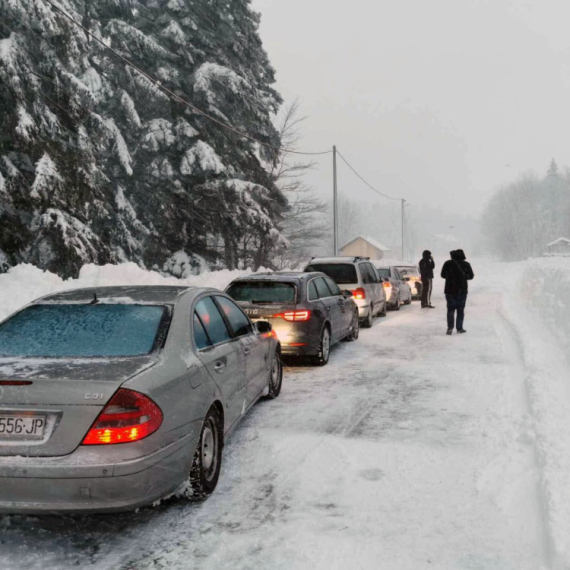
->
[{"left": 0, "top": 304, "right": 167, "bottom": 358}]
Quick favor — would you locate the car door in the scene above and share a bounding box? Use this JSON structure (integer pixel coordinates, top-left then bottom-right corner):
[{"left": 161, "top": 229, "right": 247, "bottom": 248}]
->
[
  {"left": 214, "top": 295, "right": 268, "bottom": 405},
  {"left": 314, "top": 276, "right": 342, "bottom": 343},
  {"left": 194, "top": 296, "right": 246, "bottom": 431},
  {"left": 361, "top": 263, "right": 381, "bottom": 314},
  {"left": 323, "top": 276, "right": 351, "bottom": 337}
]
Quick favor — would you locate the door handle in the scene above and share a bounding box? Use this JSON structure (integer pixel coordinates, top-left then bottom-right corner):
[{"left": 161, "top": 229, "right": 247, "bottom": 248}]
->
[
  {"left": 243, "top": 347, "right": 251, "bottom": 355},
  {"left": 214, "top": 361, "right": 226, "bottom": 372}
]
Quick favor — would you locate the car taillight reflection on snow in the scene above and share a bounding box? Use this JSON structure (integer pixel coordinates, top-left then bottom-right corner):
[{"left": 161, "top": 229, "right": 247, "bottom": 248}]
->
[{"left": 82, "top": 388, "right": 163, "bottom": 445}]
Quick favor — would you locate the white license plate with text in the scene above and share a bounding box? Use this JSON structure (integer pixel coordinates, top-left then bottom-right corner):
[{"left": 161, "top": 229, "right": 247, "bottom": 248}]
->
[{"left": 0, "top": 415, "right": 46, "bottom": 439}]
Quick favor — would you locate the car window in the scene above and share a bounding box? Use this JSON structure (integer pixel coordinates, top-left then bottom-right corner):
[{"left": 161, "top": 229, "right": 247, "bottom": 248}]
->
[
  {"left": 394, "top": 269, "right": 403, "bottom": 281},
  {"left": 314, "top": 277, "right": 332, "bottom": 298},
  {"left": 193, "top": 312, "right": 211, "bottom": 350},
  {"left": 376, "top": 267, "right": 390, "bottom": 280},
  {"left": 305, "top": 263, "right": 357, "bottom": 284},
  {"left": 367, "top": 263, "right": 380, "bottom": 283},
  {"left": 226, "top": 281, "right": 296, "bottom": 303},
  {"left": 215, "top": 296, "right": 253, "bottom": 337},
  {"left": 0, "top": 304, "right": 168, "bottom": 358},
  {"left": 195, "top": 297, "right": 232, "bottom": 345},
  {"left": 358, "top": 264, "right": 370, "bottom": 284},
  {"left": 323, "top": 276, "right": 342, "bottom": 296},
  {"left": 308, "top": 280, "right": 319, "bottom": 301}
]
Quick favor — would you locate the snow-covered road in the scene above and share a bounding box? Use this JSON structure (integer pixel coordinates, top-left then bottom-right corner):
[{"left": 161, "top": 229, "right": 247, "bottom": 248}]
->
[{"left": 0, "top": 262, "right": 563, "bottom": 569}]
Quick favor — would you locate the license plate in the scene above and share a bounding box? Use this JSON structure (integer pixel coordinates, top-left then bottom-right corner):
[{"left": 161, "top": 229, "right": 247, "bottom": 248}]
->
[{"left": 0, "top": 415, "right": 46, "bottom": 439}]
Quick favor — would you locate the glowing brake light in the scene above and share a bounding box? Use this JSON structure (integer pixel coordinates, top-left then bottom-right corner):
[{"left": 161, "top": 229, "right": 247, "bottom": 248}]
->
[
  {"left": 81, "top": 389, "right": 163, "bottom": 445},
  {"left": 272, "top": 310, "right": 311, "bottom": 322},
  {"left": 351, "top": 288, "right": 366, "bottom": 300},
  {"left": 383, "top": 282, "right": 391, "bottom": 288}
]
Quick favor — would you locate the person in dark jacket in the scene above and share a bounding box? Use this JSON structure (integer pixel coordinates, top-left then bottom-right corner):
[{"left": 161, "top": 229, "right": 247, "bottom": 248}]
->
[
  {"left": 419, "top": 250, "right": 435, "bottom": 308},
  {"left": 441, "top": 249, "right": 474, "bottom": 335}
]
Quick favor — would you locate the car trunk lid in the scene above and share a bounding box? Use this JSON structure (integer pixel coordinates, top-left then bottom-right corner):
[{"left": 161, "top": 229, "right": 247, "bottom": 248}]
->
[{"left": 0, "top": 356, "right": 156, "bottom": 456}]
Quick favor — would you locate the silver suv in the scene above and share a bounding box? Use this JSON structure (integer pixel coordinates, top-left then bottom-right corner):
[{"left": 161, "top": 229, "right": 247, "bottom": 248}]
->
[{"left": 304, "top": 257, "right": 387, "bottom": 327}]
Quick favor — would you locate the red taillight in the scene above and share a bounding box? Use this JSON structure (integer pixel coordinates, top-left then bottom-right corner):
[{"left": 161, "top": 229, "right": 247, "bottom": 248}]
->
[
  {"left": 272, "top": 310, "right": 311, "bottom": 322},
  {"left": 383, "top": 282, "right": 391, "bottom": 288},
  {"left": 81, "top": 388, "right": 163, "bottom": 445},
  {"left": 351, "top": 288, "right": 366, "bottom": 300},
  {"left": 0, "top": 381, "right": 32, "bottom": 386}
]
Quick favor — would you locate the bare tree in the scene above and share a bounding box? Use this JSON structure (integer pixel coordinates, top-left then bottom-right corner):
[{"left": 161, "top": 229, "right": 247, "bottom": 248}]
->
[{"left": 270, "top": 100, "right": 329, "bottom": 269}]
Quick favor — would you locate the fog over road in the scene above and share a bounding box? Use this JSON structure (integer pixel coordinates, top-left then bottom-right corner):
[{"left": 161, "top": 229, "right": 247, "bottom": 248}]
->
[{"left": 0, "top": 261, "right": 550, "bottom": 570}]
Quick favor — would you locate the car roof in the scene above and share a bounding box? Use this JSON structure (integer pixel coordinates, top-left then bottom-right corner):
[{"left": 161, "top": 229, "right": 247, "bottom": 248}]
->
[
  {"left": 37, "top": 285, "right": 206, "bottom": 305},
  {"left": 306, "top": 257, "right": 368, "bottom": 265},
  {"left": 230, "top": 271, "right": 322, "bottom": 283}
]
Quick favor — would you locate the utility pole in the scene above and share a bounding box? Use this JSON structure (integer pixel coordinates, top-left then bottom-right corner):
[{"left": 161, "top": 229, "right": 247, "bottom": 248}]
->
[
  {"left": 333, "top": 145, "right": 338, "bottom": 255},
  {"left": 401, "top": 198, "right": 405, "bottom": 260}
]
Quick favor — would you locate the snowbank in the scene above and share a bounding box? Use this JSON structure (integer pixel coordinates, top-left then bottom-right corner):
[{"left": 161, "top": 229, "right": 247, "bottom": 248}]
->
[
  {"left": 0, "top": 262, "right": 255, "bottom": 321},
  {"left": 503, "top": 257, "right": 570, "bottom": 568}
]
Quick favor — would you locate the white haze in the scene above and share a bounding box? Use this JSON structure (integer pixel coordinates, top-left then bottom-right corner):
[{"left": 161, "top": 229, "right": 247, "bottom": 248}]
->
[{"left": 253, "top": 0, "right": 570, "bottom": 225}]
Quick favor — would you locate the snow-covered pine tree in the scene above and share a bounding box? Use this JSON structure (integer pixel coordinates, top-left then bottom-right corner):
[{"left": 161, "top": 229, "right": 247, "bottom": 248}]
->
[{"left": 0, "top": 0, "right": 286, "bottom": 276}]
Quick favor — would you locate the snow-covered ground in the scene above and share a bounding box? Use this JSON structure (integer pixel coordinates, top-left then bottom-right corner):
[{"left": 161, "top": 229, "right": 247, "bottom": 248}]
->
[{"left": 1, "top": 258, "right": 570, "bottom": 569}]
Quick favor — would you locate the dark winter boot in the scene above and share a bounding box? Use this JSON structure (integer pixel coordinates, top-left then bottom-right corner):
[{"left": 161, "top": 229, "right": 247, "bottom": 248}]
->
[
  {"left": 446, "top": 329, "right": 453, "bottom": 335},
  {"left": 457, "top": 328, "right": 467, "bottom": 334}
]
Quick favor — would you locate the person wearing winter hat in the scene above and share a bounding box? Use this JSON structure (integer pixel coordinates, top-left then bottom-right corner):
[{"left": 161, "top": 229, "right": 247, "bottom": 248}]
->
[
  {"left": 419, "top": 250, "right": 435, "bottom": 308},
  {"left": 441, "top": 249, "right": 474, "bottom": 335}
]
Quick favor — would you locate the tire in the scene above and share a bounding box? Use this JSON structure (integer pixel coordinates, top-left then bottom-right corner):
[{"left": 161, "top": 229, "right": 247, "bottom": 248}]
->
[
  {"left": 265, "top": 351, "right": 283, "bottom": 399},
  {"left": 314, "top": 326, "right": 331, "bottom": 365},
  {"left": 404, "top": 291, "right": 412, "bottom": 305},
  {"left": 346, "top": 310, "right": 360, "bottom": 341},
  {"left": 361, "top": 305, "right": 373, "bottom": 328},
  {"left": 379, "top": 301, "right": 387, "bottom": 317},
  {"left": 394, "top": 294, "right": 401, "bottom": 311},
  {"left": 186, "top": 406, "right": 223, "bottom": 500}
]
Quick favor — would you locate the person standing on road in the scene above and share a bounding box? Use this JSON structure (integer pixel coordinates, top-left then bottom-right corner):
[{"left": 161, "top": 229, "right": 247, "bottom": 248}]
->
[
  {"left": 441, "top": 249, "right": 474, "bottom": 335},
  {"left": 419, "top": 250, "right": 435, "bottom": 308}
]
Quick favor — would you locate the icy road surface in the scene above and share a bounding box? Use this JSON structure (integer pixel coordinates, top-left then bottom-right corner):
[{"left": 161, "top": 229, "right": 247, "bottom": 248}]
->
[{"left": 0, "top": 263, "right": 555, "bottom": 570}]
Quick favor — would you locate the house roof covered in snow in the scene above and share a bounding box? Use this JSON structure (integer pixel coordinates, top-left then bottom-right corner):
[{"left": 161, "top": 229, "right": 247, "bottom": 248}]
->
[
  {"left": 546, "top": 237, "right": 570, "bottom": 247},
  {"left": 340, "top": 235, "right": 391, "bottom": 252}
]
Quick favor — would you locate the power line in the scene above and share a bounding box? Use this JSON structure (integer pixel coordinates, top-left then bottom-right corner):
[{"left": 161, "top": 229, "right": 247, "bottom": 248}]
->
[
  {"left": 335, "top": 149, "right": 403, "bottom": 202},
  {"left": 41, "top": 0, "right": 332, "bottom": 157}
]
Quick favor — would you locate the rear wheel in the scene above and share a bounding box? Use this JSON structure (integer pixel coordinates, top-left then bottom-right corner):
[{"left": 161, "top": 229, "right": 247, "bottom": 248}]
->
[
  {"left": 379, "top": 301, "right": 387, "bottom": 317},
  {"left": 404, "top": 291, "right": 412, "bottom": 305},
  {"left": 361, "top": 305, "right": 373, "bottom": 328},
  {"left": 346, "top": 310, "right": 360, "bottom": 341},
  {"left": 265, "top": 351, "right": 282, "bottom": 399},
  {"left": 315, "top": 326, "right": 331, "bottom": 365},
  {"left": 186, "top": 406, "right": 223, "bottom": 500},
  {"left": 394, "top": 294, "right": 401, "bottom": 311}
]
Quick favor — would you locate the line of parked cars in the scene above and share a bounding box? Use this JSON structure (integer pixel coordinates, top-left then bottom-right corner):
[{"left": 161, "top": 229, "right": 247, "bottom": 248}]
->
[{"left": 0, "top": 256, "right": 419, "bottom": 515}]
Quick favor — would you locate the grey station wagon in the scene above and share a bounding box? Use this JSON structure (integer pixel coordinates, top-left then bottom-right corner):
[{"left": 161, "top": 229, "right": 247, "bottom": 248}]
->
[
  {"left": 0, "top": 286, "right": 282, "bottom": 514},
  {"left": 226, "top": 272, "right": 359, "bottom": 366}
]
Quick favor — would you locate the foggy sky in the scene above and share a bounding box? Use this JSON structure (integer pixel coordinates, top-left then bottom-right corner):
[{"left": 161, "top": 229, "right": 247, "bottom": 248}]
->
[{"left": 252, "top": 0, "right": 570, "bottom": 218}]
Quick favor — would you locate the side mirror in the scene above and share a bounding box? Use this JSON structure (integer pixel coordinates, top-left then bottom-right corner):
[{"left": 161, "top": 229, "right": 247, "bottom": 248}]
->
[
  {"left": 404, "top": 277, "right": 410, "bottom": 282},
  {"left": 342, "top": 289, "right": 353, "bottom": 297},
  {"left": 256, "top": 320, "right": 272, "bottom": 334},
  {"left": 383, "top": 277, "right": 390, "bottom": 283}
]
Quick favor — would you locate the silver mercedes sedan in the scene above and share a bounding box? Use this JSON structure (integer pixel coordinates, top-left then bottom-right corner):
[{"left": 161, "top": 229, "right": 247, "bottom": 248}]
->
[{"left": 0, "top": 286, "right": 282, "bottom": 514}]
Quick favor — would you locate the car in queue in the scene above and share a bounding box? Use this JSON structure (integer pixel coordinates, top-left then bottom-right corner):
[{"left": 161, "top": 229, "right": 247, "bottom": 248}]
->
[
  {"left": 372, "top": 263, "right": 413, "bottom": 310},
  {"left": 0, "top": 286, "right": 282, "bottom": 514},
  {"left": 393, "top": 263, "right": 422, "bottom": 299},
  {"left": 303, "top": 257, "right": 387, "bottom": 328},
  {"left": 225, "top": 272, "right": 359, "bottom": 366}
]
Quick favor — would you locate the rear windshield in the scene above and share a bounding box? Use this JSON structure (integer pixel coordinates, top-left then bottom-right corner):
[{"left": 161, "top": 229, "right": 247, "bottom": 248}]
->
[
  {"left": 305, "top": 264, "right": 357, "bottom": 285},
  {"left": 376, "top": 268, "right": 391, "bottom": 279},
  {"left": 0, "top": 304, "right": 169, "bottom": 358},
  {"left": 226, "top": 281, "right": 296, "bottom": 304},
  {"left": 397, "top": 266, "right": 419, "bottom": 277}
]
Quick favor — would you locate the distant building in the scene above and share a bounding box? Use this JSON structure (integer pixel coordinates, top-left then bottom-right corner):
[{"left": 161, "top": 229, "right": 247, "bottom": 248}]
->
[
  {"left": 340, "top": 236, "right": 391, "bottom": 259},
  {"left": 544, "top": 237, "right": 570, "bottom": 257}
]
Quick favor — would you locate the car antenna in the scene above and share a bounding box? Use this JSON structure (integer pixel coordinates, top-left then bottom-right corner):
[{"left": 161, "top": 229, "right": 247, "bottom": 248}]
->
[{"left": 90, "top": 292, "right": 98, "bottom": 305}]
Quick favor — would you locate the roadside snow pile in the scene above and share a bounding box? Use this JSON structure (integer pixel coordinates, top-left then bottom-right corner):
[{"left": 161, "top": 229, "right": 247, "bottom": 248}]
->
[
  {"left": 502, "top": 256, "right": 570, "bottom": 568},
  {"left": 0, "top": 262, "right": 256, "bottom": 321},
  {"left": 519, "top": 256, "right": 570, "bottom": 353}
]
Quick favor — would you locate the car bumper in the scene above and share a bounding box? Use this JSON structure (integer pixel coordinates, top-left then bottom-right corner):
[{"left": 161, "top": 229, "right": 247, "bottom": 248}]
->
[{"left": 0, "top": 431, "right": 198, "bottom": 514}]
